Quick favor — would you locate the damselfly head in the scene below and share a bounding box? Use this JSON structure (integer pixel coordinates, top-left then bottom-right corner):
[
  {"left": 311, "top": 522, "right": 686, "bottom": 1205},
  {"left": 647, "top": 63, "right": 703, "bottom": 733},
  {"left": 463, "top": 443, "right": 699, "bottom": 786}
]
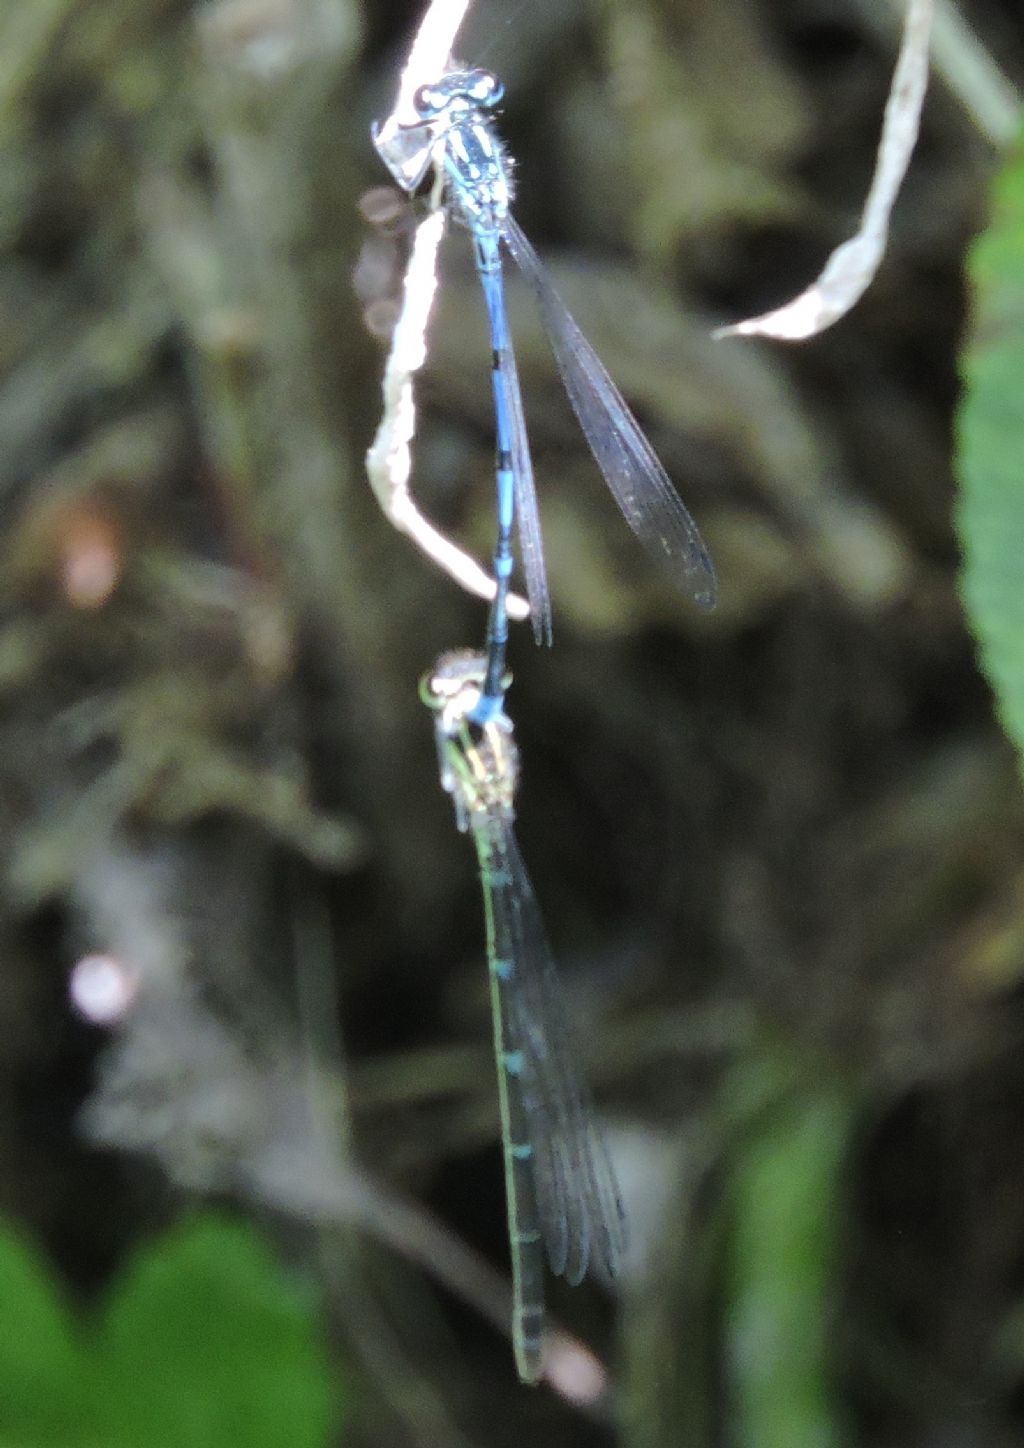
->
[
  {"left": 412, "top": 68, "right": 504, "bottom": 122},
  {"left": 420, "top": 649, "right": 513, "bottom": 730},
  {"left": 421, "top": 648, "right": 494, "bottom": 709}
]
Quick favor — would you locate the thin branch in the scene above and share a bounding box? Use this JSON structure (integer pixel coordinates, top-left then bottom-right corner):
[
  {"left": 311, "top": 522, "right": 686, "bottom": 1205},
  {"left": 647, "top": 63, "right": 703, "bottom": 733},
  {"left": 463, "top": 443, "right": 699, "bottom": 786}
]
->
[
  {"left": 715, "top": 0, "right": 935, "bottom": 342},
  {"left": 245, "top": 1151, "right": 611, "bottom": 1404},
  {"left": 873, "top": 0, "right": 1021, "bottom": 148}
]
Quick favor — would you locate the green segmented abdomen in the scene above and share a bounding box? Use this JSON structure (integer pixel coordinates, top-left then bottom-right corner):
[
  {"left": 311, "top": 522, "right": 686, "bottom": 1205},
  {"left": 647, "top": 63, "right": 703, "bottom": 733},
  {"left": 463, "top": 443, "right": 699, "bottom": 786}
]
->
[{"left": 480, "top": 836, "right": 547, "bottom": 1383}]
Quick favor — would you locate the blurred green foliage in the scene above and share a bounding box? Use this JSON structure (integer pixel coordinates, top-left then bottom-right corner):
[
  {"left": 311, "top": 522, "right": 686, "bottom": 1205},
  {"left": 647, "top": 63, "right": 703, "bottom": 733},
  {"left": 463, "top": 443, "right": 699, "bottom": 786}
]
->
[
  {"left": 957, "top": 128, "right": 1024, "bottom": 765},
  {"left": 722, "top": 1050, "right": 853, "bottom": 1448},
  {"left": 0, "top": 1213, "right": 338, "bottom": 1447}
]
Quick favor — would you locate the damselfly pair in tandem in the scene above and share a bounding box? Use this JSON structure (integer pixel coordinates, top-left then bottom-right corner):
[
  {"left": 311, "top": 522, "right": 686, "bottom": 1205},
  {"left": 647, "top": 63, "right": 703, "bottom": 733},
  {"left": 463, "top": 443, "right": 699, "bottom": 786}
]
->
[{"left": 376, "top": 62, "right": 714, "bottom": 1386}]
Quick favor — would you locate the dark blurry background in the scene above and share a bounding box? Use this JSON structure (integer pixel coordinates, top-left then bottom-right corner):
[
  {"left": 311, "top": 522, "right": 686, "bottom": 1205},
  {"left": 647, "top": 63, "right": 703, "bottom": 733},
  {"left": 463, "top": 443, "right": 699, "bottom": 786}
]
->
[{"left": 2, "top": 0, "right": 1024, "bottom": 1443}]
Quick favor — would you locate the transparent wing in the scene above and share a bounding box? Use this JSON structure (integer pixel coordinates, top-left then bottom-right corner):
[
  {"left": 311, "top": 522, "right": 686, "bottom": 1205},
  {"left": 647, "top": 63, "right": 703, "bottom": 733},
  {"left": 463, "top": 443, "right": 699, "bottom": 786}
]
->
[
  {"left": 488, "top": 818, "right": 626, "bottom": 1285},
  {"left": 503, "top": 214, "right": 717, "bottom": 611}
]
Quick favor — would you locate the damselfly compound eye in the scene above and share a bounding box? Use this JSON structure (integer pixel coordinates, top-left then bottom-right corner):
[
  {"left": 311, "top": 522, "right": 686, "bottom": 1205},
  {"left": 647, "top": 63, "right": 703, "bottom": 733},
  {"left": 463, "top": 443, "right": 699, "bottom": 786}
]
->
[
  {"left": 469, "top": 69, "right": 504, "bottom": 106},
  {"left": 413, "top": 83, "right": 441, "bottom": 117}
]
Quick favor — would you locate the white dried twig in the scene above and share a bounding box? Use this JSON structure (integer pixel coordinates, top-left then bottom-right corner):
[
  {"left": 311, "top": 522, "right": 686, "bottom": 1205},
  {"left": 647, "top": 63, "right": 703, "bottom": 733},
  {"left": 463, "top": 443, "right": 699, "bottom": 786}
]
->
[
  {"left": 716, "top": 0, "right": 935, "bottom": 342},
  {"left": 865, "top": 0, "right": 1021, "bottom": 148},
  {"left": 365, "top": 0, "right": 529, "bottom": 620},
  {"left": 376, "top": 0, "right": 472, "bottom": 136}
]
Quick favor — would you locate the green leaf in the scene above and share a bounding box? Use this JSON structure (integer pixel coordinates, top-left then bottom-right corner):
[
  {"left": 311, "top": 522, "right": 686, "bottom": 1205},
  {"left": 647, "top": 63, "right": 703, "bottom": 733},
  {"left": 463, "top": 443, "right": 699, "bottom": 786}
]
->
[
  {"left": 0, "top": 1221, "right": 87, "bottom": 1443},
  {"left": 0, "top": 1212, "right": 339, "bottom": 1448},
  {"left": 96, "top": 1214, "right": 337, "bottom": 1448},
  {"left": 956, "top": 130, "right": 1024, "bottom": 764}
]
